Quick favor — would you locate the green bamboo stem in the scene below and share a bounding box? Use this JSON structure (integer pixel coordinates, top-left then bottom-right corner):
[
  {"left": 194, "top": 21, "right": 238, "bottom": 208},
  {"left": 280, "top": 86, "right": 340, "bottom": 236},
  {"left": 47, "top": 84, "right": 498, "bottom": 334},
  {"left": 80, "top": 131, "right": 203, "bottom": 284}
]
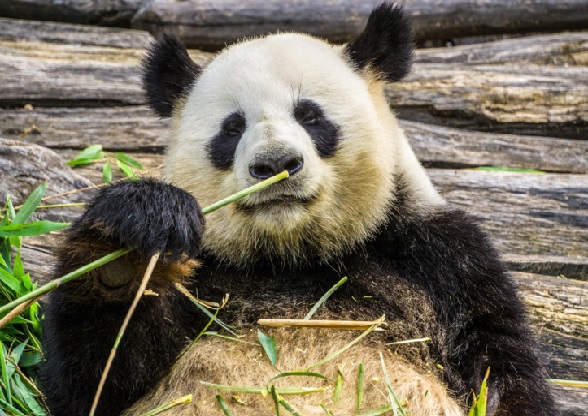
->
[
  {"left": 0, "top": 248, "right": 131, "bottom": 316},
  {"left": 201, "top": 170, "right": 289, "bottom": 214}
]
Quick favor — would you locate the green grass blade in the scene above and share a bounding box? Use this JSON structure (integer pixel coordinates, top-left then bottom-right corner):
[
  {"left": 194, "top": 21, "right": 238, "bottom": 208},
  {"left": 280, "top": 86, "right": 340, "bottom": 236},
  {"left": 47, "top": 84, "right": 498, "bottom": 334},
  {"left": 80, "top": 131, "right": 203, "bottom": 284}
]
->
[
  {"left": 139, "top": 394, "right": 192, "bottom": 416},
  {"left": 216, "top": 395, "right": 233, "bottom": 416},
  {"left": 304, "top": 277, "right": 347, "bottom": 320},
  {"left": 302, "top": 316, "right": 384, "bottom": 371},
  {"left": 356, "top": 363, "right": 364, "bottom": 413}
]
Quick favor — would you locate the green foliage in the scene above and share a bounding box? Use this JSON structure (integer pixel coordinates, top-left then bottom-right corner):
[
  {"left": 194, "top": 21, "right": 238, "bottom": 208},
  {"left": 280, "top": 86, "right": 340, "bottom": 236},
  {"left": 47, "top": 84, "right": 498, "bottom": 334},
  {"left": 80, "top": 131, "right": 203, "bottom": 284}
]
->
[
  {"left": 66, "top": 145, "right": 144, "bottom": 182},
  {"left": 468, "top": 368, "right": 489, "bottom": 416},
  {"left": 0, "top": 183, "right": 71, "bottom": 416},
  {"left": 258, "top": 330, "right": 278, "bottom": 367}
]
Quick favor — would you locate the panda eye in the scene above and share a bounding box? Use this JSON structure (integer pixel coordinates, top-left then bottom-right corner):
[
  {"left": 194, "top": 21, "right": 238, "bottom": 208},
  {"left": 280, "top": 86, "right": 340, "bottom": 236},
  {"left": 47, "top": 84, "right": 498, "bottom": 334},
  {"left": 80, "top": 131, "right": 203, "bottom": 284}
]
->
[
  {"left": 294, "top": 100, "right": 323, "bottom": 126},
  {"left": 222, "top": 113, "right": 246, "bottom": 137}
]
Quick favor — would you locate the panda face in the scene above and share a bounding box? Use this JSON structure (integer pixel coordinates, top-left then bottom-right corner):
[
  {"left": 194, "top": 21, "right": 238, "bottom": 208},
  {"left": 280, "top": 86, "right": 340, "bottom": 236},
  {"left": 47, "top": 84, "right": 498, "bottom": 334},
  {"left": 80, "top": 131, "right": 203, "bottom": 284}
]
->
[
  {"left": 163, "top": 34, "right": 399, "bottom": 266},
  {"left": 142, "top": 5, "right": 443, "bottom": 266}
]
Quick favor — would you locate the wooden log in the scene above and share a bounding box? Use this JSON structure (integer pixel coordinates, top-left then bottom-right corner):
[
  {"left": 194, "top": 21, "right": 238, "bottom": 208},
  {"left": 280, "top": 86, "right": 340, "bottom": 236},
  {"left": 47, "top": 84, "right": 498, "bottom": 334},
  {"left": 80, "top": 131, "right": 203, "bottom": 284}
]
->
[
  {"left": 0, "top": 36, "right": 210, "bottom": 107},
  {"left": 0, "top": 17, "right": 152, "bottom": 49},
  {"left": 403, "top": 121, "right": 588, "bottom": 174},
  {"left": 0, "top": 0, "right": 142, "bottom": 27},
  {"left": 0, "top": 139, "right": 92, "bottom": 214},
  {"left": 415, "top": 32, "right": 588, "bottom": 66},
  {"left": 3, "top": 107, "right": 586, "bottom": 174},
  {"left": 429, "top": 169, "right": 588, "bottom": 278},
  {"left": 1, "top": 24, "right": 585, "bottom": 139},
  {"left": 130, "top": 0, "right": 588, "bottom": 51},
  {"left": 389, "top": 63, "right": 588, "bottom": 140}
]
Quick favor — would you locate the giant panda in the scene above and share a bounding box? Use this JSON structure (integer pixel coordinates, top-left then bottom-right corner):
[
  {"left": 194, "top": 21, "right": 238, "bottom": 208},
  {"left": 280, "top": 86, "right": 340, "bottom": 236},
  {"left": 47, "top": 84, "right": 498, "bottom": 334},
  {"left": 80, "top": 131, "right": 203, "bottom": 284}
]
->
[{"left": 40, "top": 3, "right": 558, "bottom": 416}]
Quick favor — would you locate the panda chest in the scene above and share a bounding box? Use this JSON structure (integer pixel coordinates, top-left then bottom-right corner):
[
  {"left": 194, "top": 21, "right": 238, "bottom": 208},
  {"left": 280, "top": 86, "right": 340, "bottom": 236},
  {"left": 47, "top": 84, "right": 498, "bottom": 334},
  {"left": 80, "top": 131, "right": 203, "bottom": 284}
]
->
[{"left": 192, "top": 259, "right": 439, "bottom": 345}]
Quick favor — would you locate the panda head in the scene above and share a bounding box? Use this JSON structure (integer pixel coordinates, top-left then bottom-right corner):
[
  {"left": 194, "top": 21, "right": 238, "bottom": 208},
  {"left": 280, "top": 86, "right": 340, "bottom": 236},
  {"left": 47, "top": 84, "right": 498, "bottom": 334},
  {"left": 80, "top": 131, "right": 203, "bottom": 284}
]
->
[{"left": 142, "top": 3, "right": 443, "bottom": 267}]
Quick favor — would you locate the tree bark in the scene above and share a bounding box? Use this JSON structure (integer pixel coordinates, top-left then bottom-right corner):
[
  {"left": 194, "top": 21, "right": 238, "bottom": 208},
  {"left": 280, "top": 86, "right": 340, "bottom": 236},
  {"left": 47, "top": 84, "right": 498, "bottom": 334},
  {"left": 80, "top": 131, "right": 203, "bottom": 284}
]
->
[
  {"left": 130, "top": 0, "right": 588, "bottom": 51},
  {"left": 0, "top": 0, "right": 143, "bottom": 27}
]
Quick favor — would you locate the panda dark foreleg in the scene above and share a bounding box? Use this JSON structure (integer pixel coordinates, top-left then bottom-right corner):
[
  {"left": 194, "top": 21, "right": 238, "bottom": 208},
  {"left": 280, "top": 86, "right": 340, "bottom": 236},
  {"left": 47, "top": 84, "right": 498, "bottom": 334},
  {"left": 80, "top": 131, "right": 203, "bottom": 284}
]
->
[
  {"left": 381, "top": 210, "right": 559, "bottom": 415},
  {"left": 416, "top": 214, "right": 560, "bottom": 416},
  {"left": 40, "top": 179, "right": 205, "bottom": 416}
]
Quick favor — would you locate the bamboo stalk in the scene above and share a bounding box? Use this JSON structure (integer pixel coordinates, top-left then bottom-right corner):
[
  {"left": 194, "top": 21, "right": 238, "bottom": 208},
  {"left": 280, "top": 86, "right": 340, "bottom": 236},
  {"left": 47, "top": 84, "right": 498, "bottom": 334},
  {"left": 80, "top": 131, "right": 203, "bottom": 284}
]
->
[
  {"left": 201, "top": 170, "right": 289, "bottom": 215},
  {"left": 258, "top": 318, "right": 385, "bottom": 331},
  {"left": 0, "top": 297, "right": 40, "bottom": 330},
  {"left": 89, "top": 252, "right": 160, "bottom": 416},
  {"left": 0, "top": 248, "right": 131, "bottom": 316}
]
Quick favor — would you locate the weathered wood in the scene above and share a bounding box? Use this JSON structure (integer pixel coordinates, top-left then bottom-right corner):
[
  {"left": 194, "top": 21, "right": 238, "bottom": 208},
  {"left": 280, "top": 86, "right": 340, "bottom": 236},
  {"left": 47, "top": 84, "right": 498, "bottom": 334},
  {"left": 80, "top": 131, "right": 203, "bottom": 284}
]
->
[
  {"left": 0, "top": 36, "right": 211, "bottom": 107},
  {"left": 1, "top": 106, "right": 171, "bottom": 151},
  {"left": 2, "top": 31, "right": 585, "bottom": 139},
  {"left": 389, "top": 63, "right": 588, "bottom": 140},
  {"left": 0, "top": 0, "right": 142, "bottom": 27},
  {"left": 415, "top": 32, "right": 588, "bottom": 66},
  {"left": 0, "top": 139, "right": 92, "bottom": 213},
  {"left": 513, "top": 273, "right": 587, "bottom": 339},
  {"left": 4, "top": 107, "right": 586, "bottom": 174},
  {"left": 0, "top": 17, "right": 152, "bottom": 49},
  {"left": 550, "top": 385, "right": 588, "bottom": 416},
  {"left": 430, "top": 169, "right": 588, "bottom": 277},
  {"left": 505, "top": 255, "right": 588, "bottom": 282},
  {"left": 403, "top": 121, "right": 588, "bottom": 174},
  {"left": 131, "top": 0, "right": 588, "bottom": 51}
]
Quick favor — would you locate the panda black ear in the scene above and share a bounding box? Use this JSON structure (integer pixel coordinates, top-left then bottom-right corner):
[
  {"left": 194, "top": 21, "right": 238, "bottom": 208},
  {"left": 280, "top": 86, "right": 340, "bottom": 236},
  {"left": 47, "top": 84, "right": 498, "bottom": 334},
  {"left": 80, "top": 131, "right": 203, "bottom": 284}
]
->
[
  {"left": 142, "top": 32, "right": 202, "bottom": 118},
  {"left": 344, "top": 3, "right": 413, "bottom": 82}
]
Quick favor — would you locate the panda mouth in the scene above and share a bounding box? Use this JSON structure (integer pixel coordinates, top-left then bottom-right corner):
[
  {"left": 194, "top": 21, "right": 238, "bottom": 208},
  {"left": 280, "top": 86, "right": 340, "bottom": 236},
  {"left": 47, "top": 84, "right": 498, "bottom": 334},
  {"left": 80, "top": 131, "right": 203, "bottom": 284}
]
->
[{"left": 236, "top": 193, "right": 316, "bottom": 213}]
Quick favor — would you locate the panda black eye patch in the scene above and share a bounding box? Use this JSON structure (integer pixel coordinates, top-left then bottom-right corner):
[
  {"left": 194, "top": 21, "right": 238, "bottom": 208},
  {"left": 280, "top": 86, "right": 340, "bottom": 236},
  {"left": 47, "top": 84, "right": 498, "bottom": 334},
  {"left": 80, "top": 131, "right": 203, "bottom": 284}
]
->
[
  {"left": 294, "top": 100, "right": 340, "bottom": 158},
  {"left": 207, "top": 112, "right": 246, "bottom": 170}
]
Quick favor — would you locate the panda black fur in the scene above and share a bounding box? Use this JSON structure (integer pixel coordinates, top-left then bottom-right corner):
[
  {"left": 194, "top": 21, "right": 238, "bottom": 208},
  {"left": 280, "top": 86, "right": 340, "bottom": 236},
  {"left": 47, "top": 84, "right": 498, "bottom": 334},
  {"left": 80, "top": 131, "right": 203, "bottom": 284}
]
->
[{"left": 40, "top": 3, "right": 558, "bottom": 415}]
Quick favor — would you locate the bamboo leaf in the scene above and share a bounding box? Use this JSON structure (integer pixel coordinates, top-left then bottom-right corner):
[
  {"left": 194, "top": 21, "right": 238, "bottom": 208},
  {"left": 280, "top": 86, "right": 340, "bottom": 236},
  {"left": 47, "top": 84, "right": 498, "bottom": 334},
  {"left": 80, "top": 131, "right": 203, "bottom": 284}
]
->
[
  {"left": 102, "top": 161, "right": 112, "bottom": 183},
  {"left": 66, "top": 157, "right": 104, "bottom": 167},
  {"left": 139, "top": 395, "right": 192, "bottom": 416},
  {"left": 12, "top": 183, "right": 46, "bottom": 224},
  {"left": 271, "top": 372, "right": 329, "bottom": 382},
  {"left": 0, "top": 221, "right": 69, "bottom": 237},
  {"left": 66, "top": 145, "right": 104, "bottom": 166},
  {"left": 359, "top": 406, "right": 393, "bottom": 416},
  {"left": 114, "top": 153, "right": 144, "bottom": 170},
  {"left": 258, "top": 330, "right": 278, "bottom": 367},
  {"left": 116, "top": 160, "right": 136, "bottom": 178},
  {"left": 200, "top": 382, "right": 324, "bottom": 395},
  {"left": 547, "top": 379, "right": 588, "bottom": 388}
]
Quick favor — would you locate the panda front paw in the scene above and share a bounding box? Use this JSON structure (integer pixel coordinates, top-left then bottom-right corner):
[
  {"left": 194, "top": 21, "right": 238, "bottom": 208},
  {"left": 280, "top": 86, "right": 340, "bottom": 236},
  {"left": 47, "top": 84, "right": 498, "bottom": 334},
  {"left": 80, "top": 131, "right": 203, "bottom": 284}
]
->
[{"left": 71, "top": 179, "right": 204, "bottom": 260}]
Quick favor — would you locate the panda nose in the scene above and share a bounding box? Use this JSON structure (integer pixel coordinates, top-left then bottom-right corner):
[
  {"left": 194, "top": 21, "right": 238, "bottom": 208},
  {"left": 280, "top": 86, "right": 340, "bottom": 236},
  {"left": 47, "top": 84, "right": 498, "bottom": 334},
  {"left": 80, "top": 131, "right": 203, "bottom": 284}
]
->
[{"left": 249, "top": 153, "right": 304, "bottom": 179}]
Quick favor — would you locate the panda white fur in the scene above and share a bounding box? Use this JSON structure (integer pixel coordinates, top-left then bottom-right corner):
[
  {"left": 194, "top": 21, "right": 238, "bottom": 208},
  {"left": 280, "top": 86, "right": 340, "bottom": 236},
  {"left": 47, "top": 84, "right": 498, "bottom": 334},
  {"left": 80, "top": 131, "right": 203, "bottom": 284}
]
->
[{"left": 40, "top": 3, "right": 558, "bottom": 416}]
